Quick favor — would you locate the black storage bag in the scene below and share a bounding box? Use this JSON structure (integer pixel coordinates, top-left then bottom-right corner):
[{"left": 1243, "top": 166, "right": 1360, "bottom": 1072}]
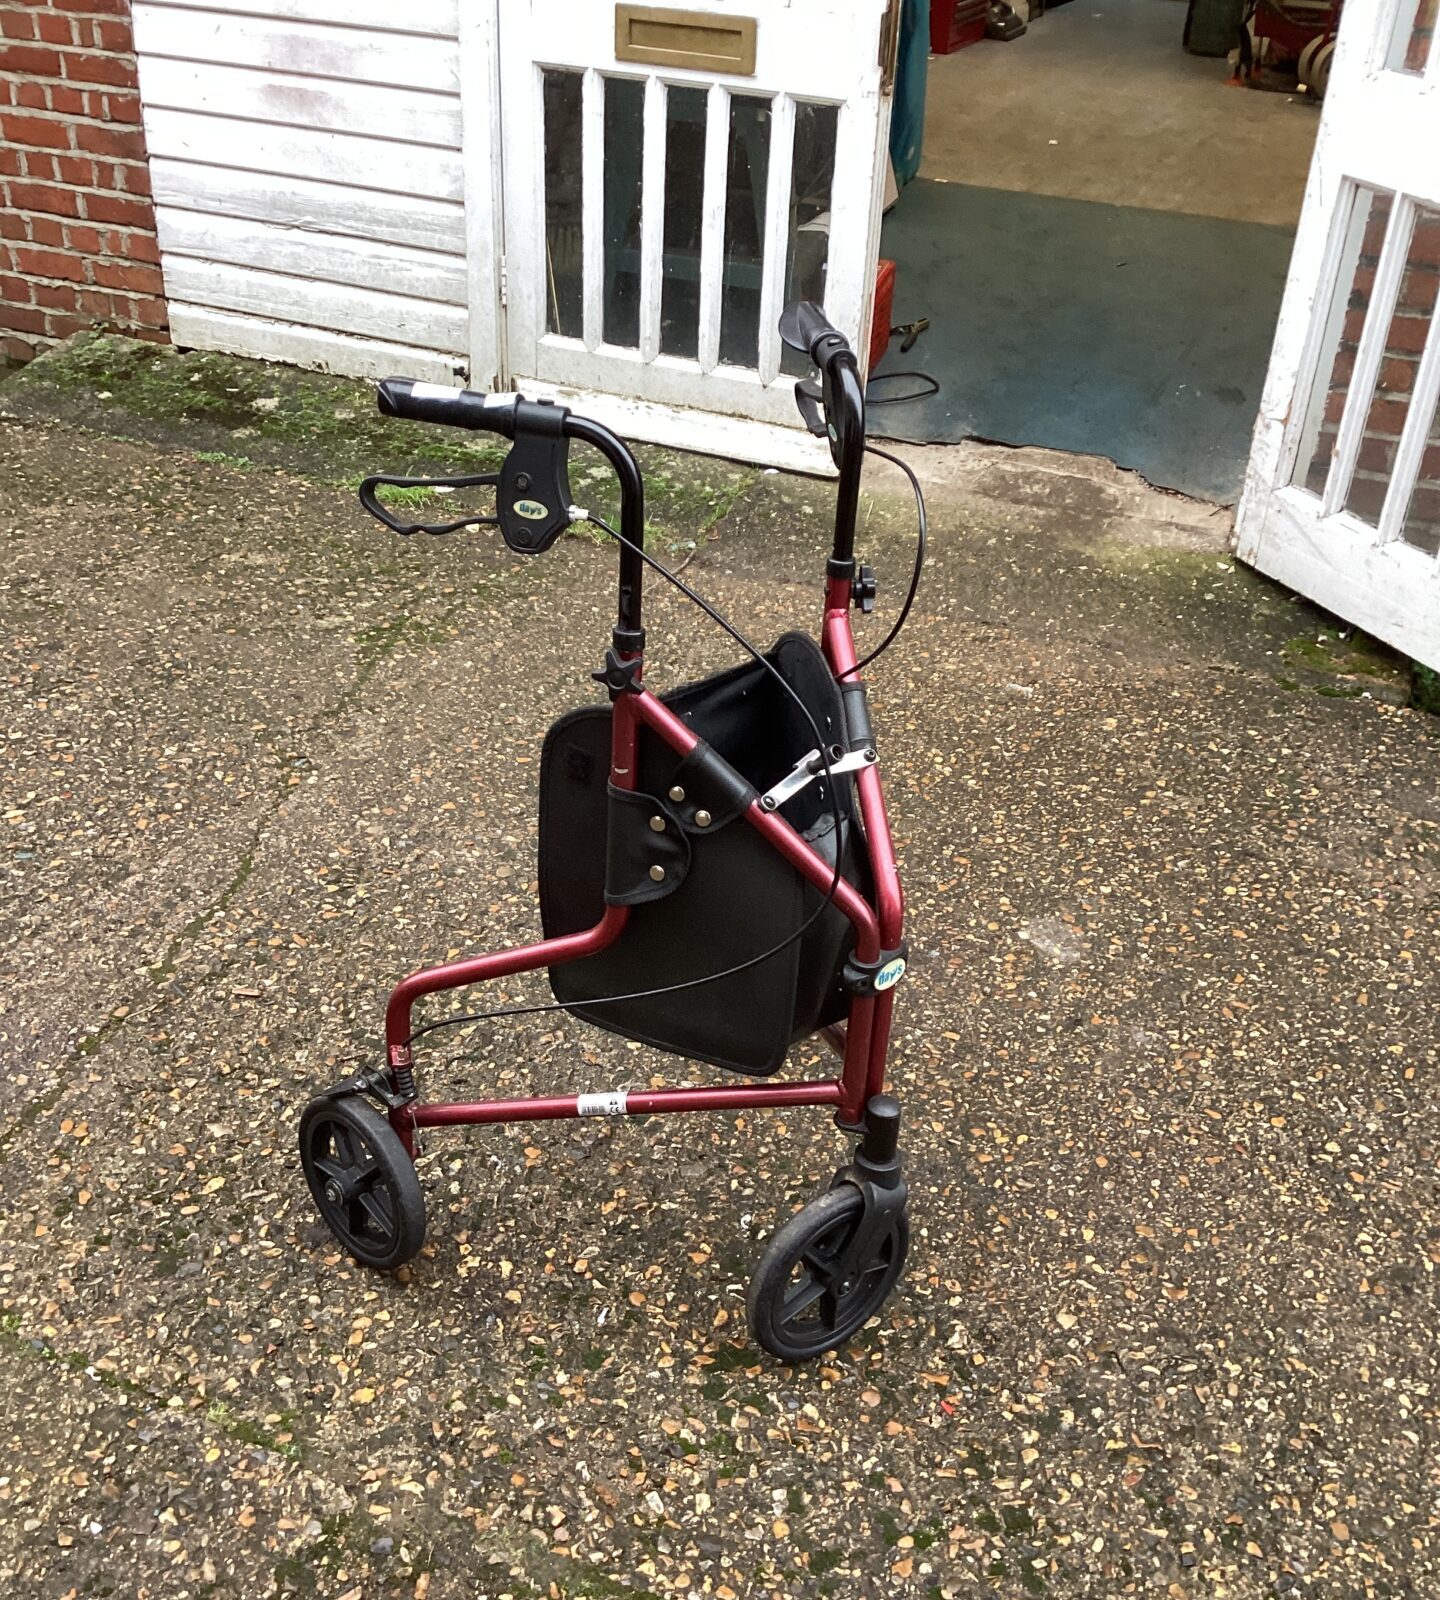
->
[{"left": 538, "top": 633, "right": 871, "bottom": 1077}]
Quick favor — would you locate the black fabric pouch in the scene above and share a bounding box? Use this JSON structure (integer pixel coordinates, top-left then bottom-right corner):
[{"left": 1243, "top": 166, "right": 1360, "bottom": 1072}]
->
[{"left": 538, "top": 633, "right": 872, "bottom": 1076}]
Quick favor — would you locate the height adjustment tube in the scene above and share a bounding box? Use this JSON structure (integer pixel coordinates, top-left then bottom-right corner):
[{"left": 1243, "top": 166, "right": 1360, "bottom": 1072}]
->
[{"left": 565, "top": 413, "right": 647, "bottom": 647}]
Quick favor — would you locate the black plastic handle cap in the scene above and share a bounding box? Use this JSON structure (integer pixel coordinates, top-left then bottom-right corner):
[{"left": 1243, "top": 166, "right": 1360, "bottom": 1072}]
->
[
  {"left": 779, "top": 300, "right": 846, "bottom": 361},
  {"left": 859, "top": 1093, "right": 902, "bottom": 1169},
  {"left": 375, "top": 377, "right": 519, "bottom": 438},
  {"left": 376, "top": 376, "right": 416, "bottom": 418}
]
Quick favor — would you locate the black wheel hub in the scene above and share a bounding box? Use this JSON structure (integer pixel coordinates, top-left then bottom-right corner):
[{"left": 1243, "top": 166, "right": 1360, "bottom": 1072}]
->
[
  {"left": 779, "top": 1215, "right": 893, "bottom": 1338},
  {"left": 299, "top": 1093, "right": 427, "bottom": 1272},
  {"left": 302, "top": 1108, "right": 403, "bottom": 1258},
  {"left": 749, "top": 1183, "right": 909, "bottom": 1362}
]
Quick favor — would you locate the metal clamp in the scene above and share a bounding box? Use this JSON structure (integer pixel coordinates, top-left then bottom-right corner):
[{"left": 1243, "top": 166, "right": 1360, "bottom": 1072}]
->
[
  {"left": 759, "top": 745, "right": 876, "bottom": 812},
  {"left": 315, "top": 1065, "right": 416, "bottom": 1111}
]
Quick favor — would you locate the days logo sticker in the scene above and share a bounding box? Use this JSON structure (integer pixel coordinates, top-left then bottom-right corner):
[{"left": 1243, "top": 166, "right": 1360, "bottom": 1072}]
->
[
  {"left": 874, "top": 958, "right": 906, "bottom": 992},
  {"left": 514, "top": 498, "right": 549, "bottom": 520}
]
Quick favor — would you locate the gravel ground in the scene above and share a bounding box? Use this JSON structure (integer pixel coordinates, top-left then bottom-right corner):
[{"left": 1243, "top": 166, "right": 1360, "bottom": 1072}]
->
[{"left": 0, "top": 374, "right": 1436, "bottom": 1599}]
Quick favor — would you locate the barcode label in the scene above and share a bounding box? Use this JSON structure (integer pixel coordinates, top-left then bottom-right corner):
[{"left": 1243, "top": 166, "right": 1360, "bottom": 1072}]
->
[{"left": 577, "top": 1090, "right": 629, "bottom": 1117}]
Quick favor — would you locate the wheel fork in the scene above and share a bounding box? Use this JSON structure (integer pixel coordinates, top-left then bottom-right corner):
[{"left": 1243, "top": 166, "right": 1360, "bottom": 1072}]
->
[{"left": 828, "top": 1093, "right": 908, "bottom": 1283}]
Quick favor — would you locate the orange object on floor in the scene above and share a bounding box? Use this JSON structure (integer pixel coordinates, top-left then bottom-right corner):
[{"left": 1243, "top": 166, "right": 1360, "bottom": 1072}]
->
[{"left": 870, "top": 258, "right": 897, "bottom": 370}]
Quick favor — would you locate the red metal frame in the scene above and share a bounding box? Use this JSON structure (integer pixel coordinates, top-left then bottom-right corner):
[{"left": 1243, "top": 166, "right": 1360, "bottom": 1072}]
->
[{"left": 381, "top": 581, "right": 904, "bottom": 1156}]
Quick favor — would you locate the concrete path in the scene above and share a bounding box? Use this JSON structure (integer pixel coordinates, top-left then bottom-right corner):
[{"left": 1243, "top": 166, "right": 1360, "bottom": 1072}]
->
[{"left": 1, "top": 341, "right": 1436, "bottom": 1598}]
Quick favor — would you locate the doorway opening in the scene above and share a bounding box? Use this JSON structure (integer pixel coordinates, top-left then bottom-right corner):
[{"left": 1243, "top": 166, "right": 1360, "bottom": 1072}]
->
[{"left": 876, "top": 0, "right": 1324, "bottom": 501}]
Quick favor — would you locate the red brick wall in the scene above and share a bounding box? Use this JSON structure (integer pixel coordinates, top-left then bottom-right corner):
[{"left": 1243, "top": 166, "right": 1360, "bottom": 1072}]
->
[
  {"left": 1403, "top": 0, "right": 1436, "bottom": 73},
  {"left": 0, "top": 0, "right": 166, "bottom": 365}
]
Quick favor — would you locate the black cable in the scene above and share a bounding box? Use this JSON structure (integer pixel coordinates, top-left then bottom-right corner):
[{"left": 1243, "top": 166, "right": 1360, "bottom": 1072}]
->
[
  {"left": 841, "top": 445, "right": 927, "bottom": 679},
  {"left": 404, "top": 513, "right": 846, "bottom": 1048},
  {"left": 865, "top": 370, "right": 940, "bottom": 406}
]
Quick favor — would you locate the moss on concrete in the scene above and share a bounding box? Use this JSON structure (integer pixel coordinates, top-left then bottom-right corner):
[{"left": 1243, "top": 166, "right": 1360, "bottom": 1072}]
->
[
  {"left": 1413, "top": 662, "right": 1440, "bottom": 716},
  {"left": 1279, "top": 628, "right": 1412, "bottom": 706},
  {"left": 3, "top": 330, "right": 509, "bottom": 481},
  {"left": 0, "top": 331, "right": 762, "bottom": 550},
  {"left": 10, "top": 331, "right": 1429, "bottom": 720}
]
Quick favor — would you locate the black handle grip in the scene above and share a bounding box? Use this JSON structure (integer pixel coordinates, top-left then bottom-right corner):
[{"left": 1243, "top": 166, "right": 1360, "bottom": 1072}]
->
[
  {"left": 779, "top": 300, "right": 845, "bottom": 362},
  {"left": 367, "top": 382, "right": 576, "bottom": 556},
  {"left": 369, "top": 381, "right": 647, "bottom": 635},
  {"left": 778, "top": 300, "right": 866, "bottom": 566},
  {"left": 376, "top": 377, "right": 520, "bottom": 438},
  {"left": 778, "top": 300, "right": 864, "bottom": 477}
]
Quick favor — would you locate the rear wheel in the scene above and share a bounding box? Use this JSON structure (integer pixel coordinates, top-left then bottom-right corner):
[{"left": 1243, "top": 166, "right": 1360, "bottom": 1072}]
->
[
  {"left": 748, "top": 1185, "right": 908, "bottom": 1362},
  {"left": 299, "top": 1094, "right": 425, "bottom": 1271}
]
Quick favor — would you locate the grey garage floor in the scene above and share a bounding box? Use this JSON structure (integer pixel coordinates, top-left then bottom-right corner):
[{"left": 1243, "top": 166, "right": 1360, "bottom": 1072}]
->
[{"left": 917, "top": 0, "right": 1318, "bottom": 224}]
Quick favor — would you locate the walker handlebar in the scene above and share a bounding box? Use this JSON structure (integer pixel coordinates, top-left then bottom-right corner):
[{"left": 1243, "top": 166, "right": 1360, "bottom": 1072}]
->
[
  {"left": 376, "top": 377, "right": 523, "bottom": 436},
  {"left": 372, "top": 377, "right": 649, "bottom": 641},
  {"left": 779, "top": 300, "right": 866, "bottom": 568},
  {"left": 375, "top": 306, "right": 864, "bottom": 610}
]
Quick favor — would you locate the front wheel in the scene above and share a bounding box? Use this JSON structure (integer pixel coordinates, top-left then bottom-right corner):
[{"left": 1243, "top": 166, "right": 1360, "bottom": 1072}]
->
[
  {"left": 299, "top": 1094, "right": 426, "bottom": 1271},
  {"left": 748, "top": 1185, "right": 908, "bottom": 1362}
]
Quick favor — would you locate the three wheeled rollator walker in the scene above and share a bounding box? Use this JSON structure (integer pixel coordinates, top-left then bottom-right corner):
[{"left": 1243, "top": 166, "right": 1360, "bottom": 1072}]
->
[{"left": 299, "top": 302, "right": 927, "bottom": 1361}]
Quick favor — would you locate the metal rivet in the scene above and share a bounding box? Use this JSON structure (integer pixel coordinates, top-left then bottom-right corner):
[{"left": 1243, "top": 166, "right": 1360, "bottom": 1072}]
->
[
  {"left": 694, "top": 809, "right": 712, "bottom": 828},
  {"left": 668, "top": 785, "right": 685, "bottom": 802},
  {"left": 649, "top": 864, "right": 666, "bottom": 882},
  {"left": 648, "top": 815, "right": 666, "bottom": 832}
]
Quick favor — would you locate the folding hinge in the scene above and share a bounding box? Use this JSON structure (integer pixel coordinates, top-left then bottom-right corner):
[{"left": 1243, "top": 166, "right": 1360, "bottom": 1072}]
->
[{"left": 759, "top": 746, "right": 876, "bottom": 812}]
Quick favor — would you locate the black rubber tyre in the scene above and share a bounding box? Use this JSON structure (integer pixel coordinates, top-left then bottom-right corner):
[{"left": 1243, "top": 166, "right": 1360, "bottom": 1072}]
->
[
  {"left": 299, "top": 1094, "right": 426, "bottom": 1271},
  {"left": 748, "top": 1184, "right": 909, "bottom": 1362}
]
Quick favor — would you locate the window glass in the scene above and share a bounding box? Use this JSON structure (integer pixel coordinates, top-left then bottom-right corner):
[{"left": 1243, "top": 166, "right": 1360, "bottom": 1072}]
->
[
  {"left": 602, "top": 76, "right": 646, "bottom": 349},
  {"left": 719, "top": 94, "right": 772, "bottom": 369},
  {"left": 659, "top": 84, "right": 708, "bottom": 361},
  {"left": 780, "top": 102, "right": 839, "bottom": 378},
  {"left": 1292, "top": 188, "right": 1393, "bottom": 498},
  {"left": 542, "top": 70, "right": 583, "bottom": 339},
  {"left": 1386, "top": 0, "right": 1435, "bottom": 75},
  {"left": 1343, "top": 206, "right": 1440, "bottom": 527}
]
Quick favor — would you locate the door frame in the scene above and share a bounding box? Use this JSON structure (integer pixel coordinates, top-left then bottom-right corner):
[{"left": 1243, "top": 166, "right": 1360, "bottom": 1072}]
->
[{"left": 461, "top": 2, "right": 506, "bottom": 392}]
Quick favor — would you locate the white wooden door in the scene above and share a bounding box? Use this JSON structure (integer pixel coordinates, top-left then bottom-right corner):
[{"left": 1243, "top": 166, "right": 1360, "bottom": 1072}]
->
[
  {"left": 1236, "top": 0, "right": 1440, "bottom": 669},
  {"left": 496, "top": 0, "right": 895, "bottom": 469}
]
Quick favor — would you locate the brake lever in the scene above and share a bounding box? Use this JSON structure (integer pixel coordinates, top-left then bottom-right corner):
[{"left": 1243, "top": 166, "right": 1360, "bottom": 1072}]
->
[
  {"left": 358, "top": 472, "right": 500, "bottom": 537},
  {"left": 795, "top": 377, "right": 828, "bottom": 438}
]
